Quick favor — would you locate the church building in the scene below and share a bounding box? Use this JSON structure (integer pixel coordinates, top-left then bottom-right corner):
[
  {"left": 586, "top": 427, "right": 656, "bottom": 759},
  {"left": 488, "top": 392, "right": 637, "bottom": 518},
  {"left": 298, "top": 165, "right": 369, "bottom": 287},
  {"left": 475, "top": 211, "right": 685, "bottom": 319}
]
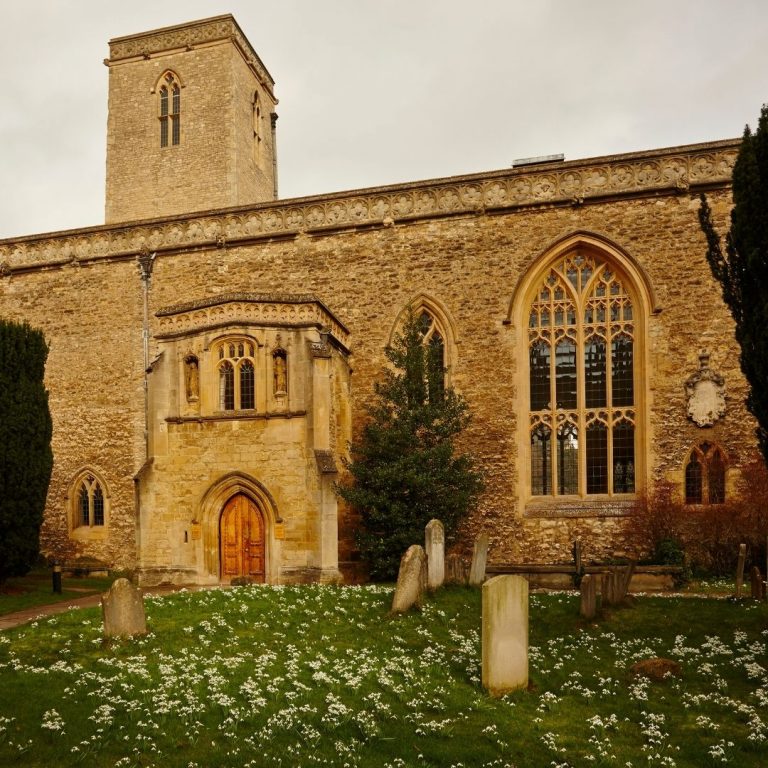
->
[{"left": 0, "top": 15, "right": 750, "bottom": 584}]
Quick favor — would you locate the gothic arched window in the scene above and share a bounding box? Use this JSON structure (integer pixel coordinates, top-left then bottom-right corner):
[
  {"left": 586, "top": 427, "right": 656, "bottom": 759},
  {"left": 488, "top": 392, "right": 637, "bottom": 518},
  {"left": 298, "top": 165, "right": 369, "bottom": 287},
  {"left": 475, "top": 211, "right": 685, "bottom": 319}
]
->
[
  {"left": 685, "top": 442, "right": 726, "bottom": 504},
  {"left": 217, "top": 339, "right": 256, "bottom": 411},
  {"left": 159, "top": 72, "right": 181, "bottom": 147},
  {"left": 72, "top": 472, "right": 107, "bottom": 530},
  {"left": 527, "top": 252, "right": 636, "bottom": 498}
]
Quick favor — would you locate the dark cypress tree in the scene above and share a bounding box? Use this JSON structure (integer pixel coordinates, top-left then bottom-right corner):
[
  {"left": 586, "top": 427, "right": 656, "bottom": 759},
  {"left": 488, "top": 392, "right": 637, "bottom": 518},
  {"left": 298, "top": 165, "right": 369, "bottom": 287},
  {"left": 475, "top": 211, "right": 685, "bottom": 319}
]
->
[
  {"left": 337, "top": 310, "right": 483, "bottom": 580},
  {"left": 699, "top": 104, "right": 768, "bottom": 463},
  {"left": 0, "top": 320, "right": 53, "bottom": 583}
]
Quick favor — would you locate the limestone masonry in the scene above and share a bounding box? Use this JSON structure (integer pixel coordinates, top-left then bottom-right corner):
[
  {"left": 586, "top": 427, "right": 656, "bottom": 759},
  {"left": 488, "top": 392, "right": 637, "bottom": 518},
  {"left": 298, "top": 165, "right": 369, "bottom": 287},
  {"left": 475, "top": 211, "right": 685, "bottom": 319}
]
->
[{"left": 0, "top": 15, "right": 751, "bottom": 584}]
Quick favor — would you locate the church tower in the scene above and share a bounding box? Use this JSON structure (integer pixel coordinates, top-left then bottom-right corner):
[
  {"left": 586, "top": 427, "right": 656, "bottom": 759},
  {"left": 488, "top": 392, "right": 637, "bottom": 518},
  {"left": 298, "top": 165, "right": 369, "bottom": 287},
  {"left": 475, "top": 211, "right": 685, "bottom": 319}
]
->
[{"left": 104, "top": 15, "right": 277, "bottom": 224}]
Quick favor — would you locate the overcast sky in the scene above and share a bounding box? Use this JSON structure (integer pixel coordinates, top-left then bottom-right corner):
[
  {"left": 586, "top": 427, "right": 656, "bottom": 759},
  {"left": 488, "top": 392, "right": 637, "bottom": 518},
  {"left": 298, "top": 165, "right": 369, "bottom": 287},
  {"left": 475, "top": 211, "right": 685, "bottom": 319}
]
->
[{"left": 1, "top": 0, "right": 766, "bottom": 240}]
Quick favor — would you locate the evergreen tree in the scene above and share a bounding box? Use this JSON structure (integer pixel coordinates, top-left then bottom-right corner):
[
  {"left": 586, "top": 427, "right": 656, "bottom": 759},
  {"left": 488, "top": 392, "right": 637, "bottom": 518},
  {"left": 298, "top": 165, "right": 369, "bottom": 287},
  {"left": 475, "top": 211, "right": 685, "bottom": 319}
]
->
[
  {"left": 699, "top": 104, "right": 768, "bottom": 462},
  {"left": 0, "top": 320, "right": 53, "bottom": 583},
  {"left": 337, "top": 310, "right": 483, "bottom": 580}
]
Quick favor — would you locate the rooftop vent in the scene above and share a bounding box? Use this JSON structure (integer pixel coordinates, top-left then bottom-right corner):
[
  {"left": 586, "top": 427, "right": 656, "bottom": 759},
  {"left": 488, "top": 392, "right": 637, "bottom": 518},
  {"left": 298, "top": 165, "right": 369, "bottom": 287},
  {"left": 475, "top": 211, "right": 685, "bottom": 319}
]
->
[{"left": 512, "top": 153, "right": 565, "bottom": 168}]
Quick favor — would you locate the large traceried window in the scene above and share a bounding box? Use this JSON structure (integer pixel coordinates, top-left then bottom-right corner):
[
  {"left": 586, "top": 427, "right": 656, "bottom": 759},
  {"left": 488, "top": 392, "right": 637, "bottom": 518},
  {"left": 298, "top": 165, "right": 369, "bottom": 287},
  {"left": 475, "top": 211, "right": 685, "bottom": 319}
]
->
[
  {"left": 218, "top": 340, "right": 256, "bottom": 411},
  {"left": 528, "top": 252, "right": 636, "bottom": 498},
  {"left": 159, "top": 72, "right": 181, "bottom": 148}
]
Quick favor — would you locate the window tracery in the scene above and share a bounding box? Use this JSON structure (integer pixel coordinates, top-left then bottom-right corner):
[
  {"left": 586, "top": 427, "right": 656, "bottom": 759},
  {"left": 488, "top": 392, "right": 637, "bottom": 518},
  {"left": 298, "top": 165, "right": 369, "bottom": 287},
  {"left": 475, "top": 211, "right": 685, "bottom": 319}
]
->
[
  {"left": 527, "top": 252, "right": 636, "bottom": 498},
  {"left": 217, "top": 339, "right": 256, "bottom": 411},
  {"left": 159, "top": 72, "right": 181, "bottom": 147},
  {"left": 685, "top": 442, "right": 726, "bottom": 504},
  {"left": 72, "top": 473, "right": 107, "bottom": 530}
]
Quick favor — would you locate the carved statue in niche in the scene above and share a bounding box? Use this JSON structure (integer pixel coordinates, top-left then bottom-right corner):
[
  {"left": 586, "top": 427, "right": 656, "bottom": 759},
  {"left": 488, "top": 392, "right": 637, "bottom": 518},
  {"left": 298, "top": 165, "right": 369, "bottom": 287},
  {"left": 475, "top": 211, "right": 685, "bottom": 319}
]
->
[
  {"left": 184, "top": 355, "right": 200, "bottom": 402},
  {"left": 685, "top": 352, "right": 726, "bottom": 427},
  {"left": 273, "top": 351, "right": 287, "bottom": 395}
]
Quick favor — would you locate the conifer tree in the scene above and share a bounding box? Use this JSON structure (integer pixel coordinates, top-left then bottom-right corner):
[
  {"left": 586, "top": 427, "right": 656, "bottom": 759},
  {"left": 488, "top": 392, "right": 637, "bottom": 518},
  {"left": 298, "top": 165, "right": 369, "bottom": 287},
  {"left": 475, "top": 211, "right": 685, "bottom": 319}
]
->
[
  {"left": 699, "top": 104, "right": 768, "bottom": 462},
  {"left": 338, "top": 310, "right": 483, "bottom": 580},
  {"left": 0, "top": 320, "right": 53, "bottom": 583}
]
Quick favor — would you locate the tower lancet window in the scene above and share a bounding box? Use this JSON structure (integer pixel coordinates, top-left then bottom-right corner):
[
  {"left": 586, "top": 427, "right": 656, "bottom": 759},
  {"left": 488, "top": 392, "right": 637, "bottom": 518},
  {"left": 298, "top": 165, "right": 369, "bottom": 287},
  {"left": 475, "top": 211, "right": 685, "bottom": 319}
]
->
[
  {"left": 527, "top": 252, "right": 636, "bottom": 499},
  {"left": 159, "top": 72, "right": 181, "bottom": 147}
]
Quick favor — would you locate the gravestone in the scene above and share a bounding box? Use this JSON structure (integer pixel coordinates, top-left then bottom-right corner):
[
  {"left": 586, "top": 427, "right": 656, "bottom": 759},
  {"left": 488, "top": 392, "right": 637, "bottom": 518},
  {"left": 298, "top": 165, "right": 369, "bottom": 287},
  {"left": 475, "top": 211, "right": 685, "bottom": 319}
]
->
[
  {"left": 735, "top": 543, "right": 747, "bottom": 598},
  {"left": 425, "top": 519, "right": 445, "bottom": 590},
  {"left": 482, "top": 575, "right": 528, "bottom": 696},
  {"left": 101, "top": 578, "right": 147, "bottom": 638},
  {"left": 469, "top": 533, "right": 489, "bottom": 586},
  {"left": 445, "top": 553, "right": 468, "bottom": 585},
  {"left": 750, "top": 566, "right": 765, "bottom": 600},
  {"left": 391, "top": 545, "right": 427, "bottom": 613},
  {"left": 579, "top": 573, "right": 596, "bottom": 619}
]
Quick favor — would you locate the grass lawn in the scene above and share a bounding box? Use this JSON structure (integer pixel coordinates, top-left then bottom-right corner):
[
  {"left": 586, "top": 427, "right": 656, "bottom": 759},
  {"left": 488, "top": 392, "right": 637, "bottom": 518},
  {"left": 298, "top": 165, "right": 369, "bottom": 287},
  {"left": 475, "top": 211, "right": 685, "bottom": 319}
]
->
[
  {"left": 0, "top": 571, "right": 113, "bottom": 616},
  {"left": 0, "top": 569, "right": 114, "bottom": 616},
  {"left": 0, "top": 585, "right": 766, "bottom": 767}
]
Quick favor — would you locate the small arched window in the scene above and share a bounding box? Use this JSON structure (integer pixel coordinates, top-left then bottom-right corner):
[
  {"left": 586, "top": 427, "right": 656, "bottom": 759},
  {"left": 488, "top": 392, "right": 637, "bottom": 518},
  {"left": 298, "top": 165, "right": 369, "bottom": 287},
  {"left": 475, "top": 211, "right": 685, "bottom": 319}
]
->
[
  {"left": 685, "top": 442, "right": 727, "bottom": 505},
  {"left": 159, "top": 72, "right": 181, "bottom": 147},
  {"left": 253, "top": 91, "right": 262, "bottom": 163},
  {"left": 217, "top": 339, "right": 256, "bottom": 411},
  {"left": 416, "top": 309, "right": 446, "bottom": 397},
  {"left": 73, "top": 473, "right": 107, "bottom": 529}
]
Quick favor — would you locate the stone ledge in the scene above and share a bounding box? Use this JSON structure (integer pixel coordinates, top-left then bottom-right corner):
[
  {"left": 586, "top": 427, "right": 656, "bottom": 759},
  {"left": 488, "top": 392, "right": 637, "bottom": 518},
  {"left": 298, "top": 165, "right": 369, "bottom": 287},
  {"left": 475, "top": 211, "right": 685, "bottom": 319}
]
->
[{"left": 524, "top": 500, "right": 635, "bottom": 518}]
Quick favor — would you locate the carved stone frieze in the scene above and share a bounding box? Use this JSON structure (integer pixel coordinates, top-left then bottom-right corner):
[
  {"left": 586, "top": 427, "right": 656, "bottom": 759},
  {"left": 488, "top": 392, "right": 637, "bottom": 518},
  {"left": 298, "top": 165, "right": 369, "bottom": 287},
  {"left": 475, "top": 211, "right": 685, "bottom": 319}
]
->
[
  {"left": 0, "top": 141, "right": 738, "bottom": 271},
  {"left": 155, "top": 292, "right": 349, "bottom": 349},
  {"left": 107, "top": 15, "right": 274, "bottom": 90},
  {"left": 685, "top": 353, "right": 726, "bottom": 428}
]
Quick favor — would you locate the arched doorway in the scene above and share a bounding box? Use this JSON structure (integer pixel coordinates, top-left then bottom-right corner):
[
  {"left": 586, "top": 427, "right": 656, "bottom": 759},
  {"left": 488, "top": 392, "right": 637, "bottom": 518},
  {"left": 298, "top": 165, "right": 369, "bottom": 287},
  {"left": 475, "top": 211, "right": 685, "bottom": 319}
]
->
[{"left": 219, "top": 493, "right": 265, "bottom": 582}]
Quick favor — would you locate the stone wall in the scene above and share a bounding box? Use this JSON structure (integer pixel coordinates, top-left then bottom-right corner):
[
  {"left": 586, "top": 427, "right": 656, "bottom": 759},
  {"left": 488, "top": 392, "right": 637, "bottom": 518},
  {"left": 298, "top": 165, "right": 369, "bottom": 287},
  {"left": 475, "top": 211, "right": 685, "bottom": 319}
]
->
[{"left": 0, "top": 138, "right": 751, "bottom": 576}]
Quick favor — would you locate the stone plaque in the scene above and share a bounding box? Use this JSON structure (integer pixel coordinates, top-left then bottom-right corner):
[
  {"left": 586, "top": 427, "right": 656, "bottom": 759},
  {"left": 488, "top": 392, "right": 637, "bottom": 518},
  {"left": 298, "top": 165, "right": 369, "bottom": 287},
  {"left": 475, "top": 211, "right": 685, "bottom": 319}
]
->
[{"left": 685, "top": 354, "right": 726, "bottom": 427}]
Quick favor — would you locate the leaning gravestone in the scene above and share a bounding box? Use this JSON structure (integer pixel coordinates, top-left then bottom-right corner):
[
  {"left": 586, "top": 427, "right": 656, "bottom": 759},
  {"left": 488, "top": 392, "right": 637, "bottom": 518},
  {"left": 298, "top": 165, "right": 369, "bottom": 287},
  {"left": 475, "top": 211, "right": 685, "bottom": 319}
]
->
[
  {"left": 391, "top": 545, "right": 427, "bottom": 613},
  {"left": 482, "top": 575, "right": 528, "bottom": 696},
  {"left": 102, "top": 578, "right": 147, "bottom": 638},
  {"left": 445, "top": 553, "right": 468, "bottom": 585},
  {"left": 425, "top": 519, "right": 445, "bottom": 590},
  {"left": 750, "top": 566, "right": 765, "bottom": 601},
  {"left": 469, "top": 533, "right": 489, "bottom": 586},
  {"left": 579, "top": 573, "right": 596, "bottom": 619}
]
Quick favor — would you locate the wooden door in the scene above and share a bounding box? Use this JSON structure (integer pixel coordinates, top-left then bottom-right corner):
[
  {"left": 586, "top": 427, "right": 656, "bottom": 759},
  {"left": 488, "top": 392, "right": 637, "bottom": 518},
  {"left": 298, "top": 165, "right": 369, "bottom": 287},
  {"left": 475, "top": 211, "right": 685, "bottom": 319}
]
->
[{"left": 220, "top": 494, "right": 265, "bottom": 582}]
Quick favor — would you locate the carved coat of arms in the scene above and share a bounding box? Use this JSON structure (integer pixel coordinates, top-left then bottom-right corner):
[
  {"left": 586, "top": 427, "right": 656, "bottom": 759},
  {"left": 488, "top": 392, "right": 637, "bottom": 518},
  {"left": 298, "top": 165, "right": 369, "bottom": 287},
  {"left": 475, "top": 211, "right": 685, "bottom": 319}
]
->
[{"left": 685, "top": 354, "right": 725, "bottom": 428}]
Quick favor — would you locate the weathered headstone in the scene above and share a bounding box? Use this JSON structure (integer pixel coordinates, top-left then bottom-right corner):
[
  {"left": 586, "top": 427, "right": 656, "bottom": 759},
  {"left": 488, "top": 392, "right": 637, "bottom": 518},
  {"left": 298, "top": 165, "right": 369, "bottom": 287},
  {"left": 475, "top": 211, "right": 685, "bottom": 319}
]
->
[
  {"left": 482, "top": 575, "right": 528, "bottom": 696},
  {"left": 750, "top": 565, "right": 765, "bottom": 601},
  {"left": 391, "top": 545, "right": 427, "bottom": 613},
  {"left": 425, "top": 519, "right": 445, "bottom": 590},
  {"left": 735, "top": 543, "right": 747, "bottom": 598},
  {"left": 101, "top": 578, "right": 147, "bottom": 638},
  {"left": 579, "top": 573, "right": 596, "bottom": 619},
  {"left": 469, "top": 532, "right": 489, "bottom": 586},
  {"left": 445, "top": 553, "right": 468, "bottom": 585}
]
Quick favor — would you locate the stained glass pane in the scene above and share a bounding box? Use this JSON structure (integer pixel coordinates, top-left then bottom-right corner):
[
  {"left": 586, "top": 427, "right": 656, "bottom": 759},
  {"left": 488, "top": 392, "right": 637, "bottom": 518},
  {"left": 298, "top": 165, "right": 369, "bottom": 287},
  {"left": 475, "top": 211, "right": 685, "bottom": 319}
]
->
[
  {"left": 708, "top": 451, "right": 725, "bottom": 504},
  {"left": 93, "top": 486, "right": 104, "bottom": 526},
  {"left": 586, "top": 423, "right": 608, "bottom": 494},
  {"left": 584, "top": 337, "right": 607, "bottom": 408},
  {"left": 172, "top": 85, "right": 180, "bottom": 115},
  {"left": 160, "top": 118, "right": 168, "bottom": 148},
  {"left": 529, "top": 341, "right": 550, "bottom": 411},
  {"left": 531, "top": 425, "right": 551, "bottom": 496},
  {"left": 612, "top": 335, "right": 634, "bottom": 407},
  {"left": 613, "top": 422, "right": 635, "bottom": 493},
  {"left": 160, "top": 87, "right": 168, "bottom": 116},
  {"left": 220, "top": 362, "right": 235, "bottom": 411},
  {"left": 79, "top": 487, "right": 90, "bottom": 526},
  {"left": 172, "top": 115, "right": 180, "bottom": 146},
  {"left": 555, "top": 339, "right": 577, "bottom": 409},
  {"left": 240, "top": 360, "right": 255, "bottom": 409},
  {"left": 685, "top": 455, "right": 702, "bottom": 504},
  {"left": 557, "top": 424, "right": 579, "bottom": 495}
]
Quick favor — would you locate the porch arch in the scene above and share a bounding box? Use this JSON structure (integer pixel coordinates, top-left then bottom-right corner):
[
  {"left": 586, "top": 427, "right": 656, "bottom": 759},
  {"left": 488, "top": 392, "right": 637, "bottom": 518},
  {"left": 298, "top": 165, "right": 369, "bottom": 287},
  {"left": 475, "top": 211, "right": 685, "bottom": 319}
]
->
[{"left": 197, "top": 472, "right": 281, "bottom": 582}]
